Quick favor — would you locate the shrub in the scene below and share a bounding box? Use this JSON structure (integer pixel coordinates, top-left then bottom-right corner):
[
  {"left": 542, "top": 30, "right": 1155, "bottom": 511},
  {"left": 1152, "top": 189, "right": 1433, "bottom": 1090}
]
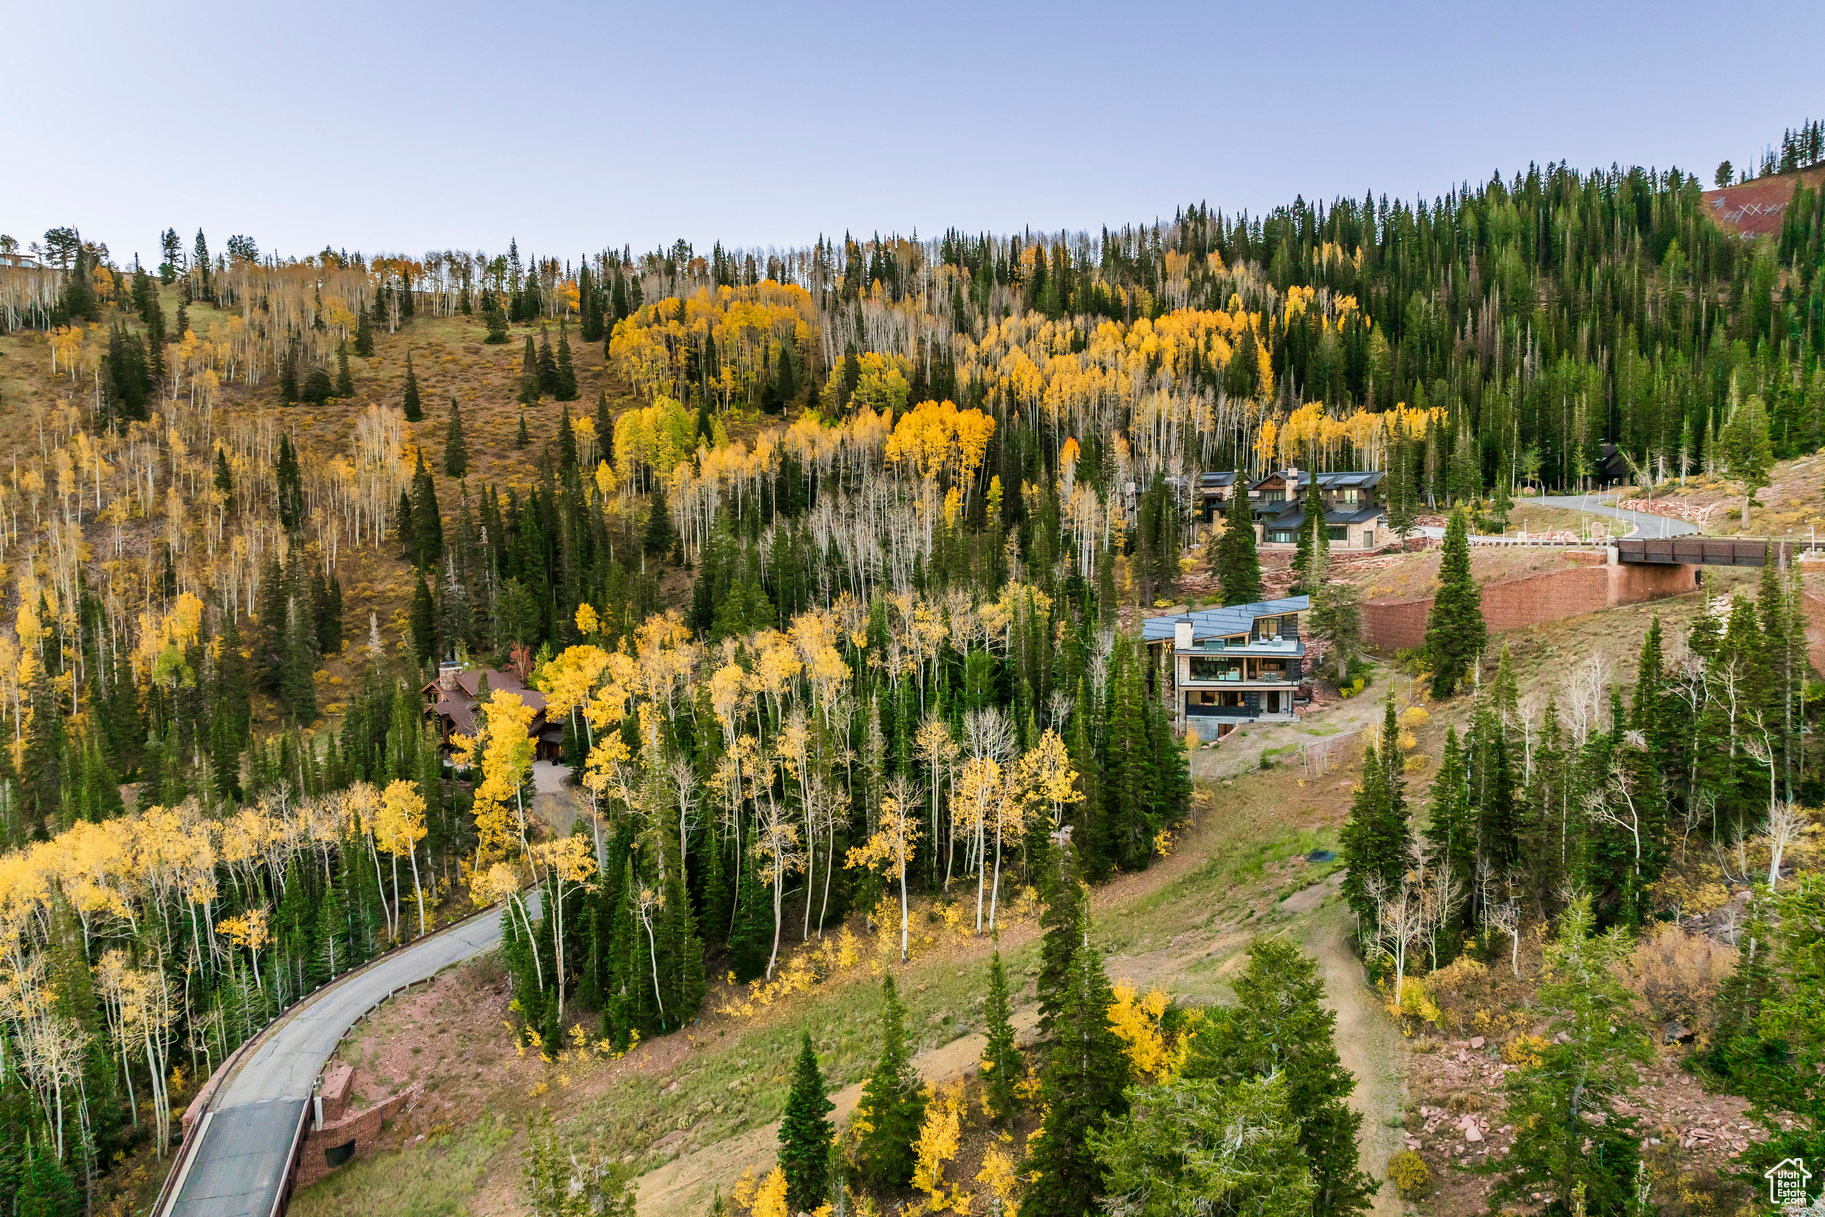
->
[
  {"left": 1381, "top": 975, "right": 1441, "bottom": 1031},
  {"left": 1388, "top": 1150, "right": 1431, "bottom": 1197},
  {"left": 1501, "top": 1034, "right": 1548, "bottom": 1068},
  {"left": 1616, "top": 923, "right": 1736, "bottom": 1033}
]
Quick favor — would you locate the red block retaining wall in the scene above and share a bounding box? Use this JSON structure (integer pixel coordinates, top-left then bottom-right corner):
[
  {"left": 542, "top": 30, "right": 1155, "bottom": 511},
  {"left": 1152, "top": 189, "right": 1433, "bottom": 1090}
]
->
[
  {"left": 1362, "top": 555, "right": 1700, "bottom": 651},
  {"left": 294, "top": 1079, "right": 420, "bottom": 1188},
  {"left": 1802, "top": 590, "right": 1825, "bottom": 675}
]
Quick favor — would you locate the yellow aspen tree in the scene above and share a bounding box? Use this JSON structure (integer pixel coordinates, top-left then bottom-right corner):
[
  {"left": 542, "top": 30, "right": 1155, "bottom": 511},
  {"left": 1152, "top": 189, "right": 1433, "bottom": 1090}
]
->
[
  {"left": 749, "top": 1166, "right": 790, "bottom": 1217},
  {"left": 976, "top": 1145, "right": 1021, "bottom": 1217},
  {"left": 752, "top": 795, "right": 804, "bottom": 981},
  {"left": 479, "top": 862, "right": 541, "bottom": 991},
  {"left": 1014, "top": 728, "right": 1081, "bottom": 834},
  {"left": 376, "top": 780, "right": 429, "bottom": 938},
  {"left": 1106, "top": 980, "right": 1175, "bottom": 1078},
  {"left": 847, "top": 776, "right": 922, "bottom": 962},
  {"left": 454, "top": 690, "right": 537, "bottom": 870},
  {"left": 219, "top": 907, "right": 269, "bottom": 993},
  {"left": 915, "top": 714, "right": 959, "bottom": 889},
  {"left": 911, "top": 1080, "right": 965, "bottom": 1210},
  {"left": 531, "top": 835, "right": 596, "bottom": 1023},
  {"left": 955, "top": 757, "right": 1002, "bottom": 933},
  {"left": 342, "top": 782, "right": 397, "bottom": 941}
]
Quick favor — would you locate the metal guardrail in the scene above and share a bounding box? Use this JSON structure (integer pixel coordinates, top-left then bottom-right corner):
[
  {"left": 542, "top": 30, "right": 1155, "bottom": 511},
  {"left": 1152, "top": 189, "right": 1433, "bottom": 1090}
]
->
[
  {"left": 272, "top": 1102, "right": 313, "bottom": 1217},
  {"left": 1465, "top": 536, "right": 1606, "bottom": 547}
]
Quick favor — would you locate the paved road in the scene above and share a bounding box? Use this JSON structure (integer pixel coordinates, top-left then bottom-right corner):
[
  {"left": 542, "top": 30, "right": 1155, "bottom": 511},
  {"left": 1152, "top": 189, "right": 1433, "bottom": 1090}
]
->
[
  {"left": 1527, "top": 493, "right": 1699, "bottom": 538},
  {"left": 163, "top": 909, "right": 513, "bottom": 1217},
  {"left": 1416, "top": 494, "right": 1700, "bottom": 543}
]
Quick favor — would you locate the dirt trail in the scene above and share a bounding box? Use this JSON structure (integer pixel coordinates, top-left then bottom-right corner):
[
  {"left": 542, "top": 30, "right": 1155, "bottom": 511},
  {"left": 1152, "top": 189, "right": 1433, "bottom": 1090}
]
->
[
  {"left": 640, "top": 886, "right": 1406, "bottom": 1217},
  {"left": 635, "top": 1009, "right": 1040, "bottom": 1217},
  {"left": 1301, "top": 899, "right": 1406, "bottom": 1217}
]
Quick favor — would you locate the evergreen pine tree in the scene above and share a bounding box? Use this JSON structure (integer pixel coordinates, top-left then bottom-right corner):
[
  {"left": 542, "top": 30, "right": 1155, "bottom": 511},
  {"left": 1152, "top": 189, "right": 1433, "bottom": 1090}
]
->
[
  {"left": 1291, "top": 475, "right": 1323, "bottom": 593},
  {"left": 644, "top": 483, "right": 675, "bottom": 557},
  {"left": 777, "top": 1033, "right": 834, "bottom": 1213},
  {"left": 1216, "top": 487, "right": 1263, "bottom": 606},
  {"left": 410, "top": 574, "right": 436, "bottom": 664},
  {"left": 516, "top": 411, "right": 530, "bottom": 449},
  {"left": 1036, "top": 844, "right": 1086, "bottom": 1035},
  {"left": 1023, "top": 904, "right": 1130, "bottom": 1217},
  {"left": 214, "top": 446, "right": 234, "bottom": 507},
  {"left": 21, "top": 662, "right": 65, "bottom": 835},
  {"left": 483, "top": 299, "right": 509, "bottom": 344},
  {"left": 555, "top": 320, "right": 579, "bottom": 400},
  {"left": 1492, "top": 898, "right": 1648, "bottom": 1217},
  {"left": 520, "top": 335, "right": 541, "bottom": 405},
  {"left": 354, "top": 309, "right": 374, "bottom": 356},
  {"left": 444, "top": 398, "right": 468, "bottom": 478},
  {"left": 276, "top": 434, "right": 304, "bottom": 530},
  {"left": 401, "top": 351, "right": 422, "bottom": 421},
  {"left": 1423, "top": 508, "right": 1485, "bottom": 697},
  {"left": 1388, "top": 438, "right": 1417, "bottom": 540},
  {"left": 727, "top": 847, "right": 772, "bottom": 983},
  {"left": 334, "top": 339, "right": 354, "bottom": 397},
  {"left": 853, "top": 975, "right": 926, "bottom": 1192},
  {"left": 279, "top": 596, "right": 318, "bottom": 723},
  {"left": 1185, "top": 937, "right": 1375, "bottom": 1217},
  {"left": 1424, "top": 726, "right": 1475, "bottom": 951},
  {"left": 278, "top": 342, "right": 299, "bottom": 403},
  {"left": 16, "top": 1132, "right": 80, "bottom": 1217},
  {"left": 557, "top": 404, "right": 577, "bottom": 468},
  {"left": 1339, "top": 699, "right": 1411, "bottom": 932},
  {"left": 537, "top": 326, "right": 559, "bottom": 396},
  {"left": 410, "top": 454, "right": 443, "bottom": 570},
  {"left": 301, "top": 365, "right": 334, "bottom": 404},
  {"left": 981, "top": 949, "right": 1022, "bottom": 1124},
  {"left": 594, "top": 391, "right": 614, "bottom": 465},
  {"left": 1489, "top": 466, "right": 1514, "bottom": 530}
]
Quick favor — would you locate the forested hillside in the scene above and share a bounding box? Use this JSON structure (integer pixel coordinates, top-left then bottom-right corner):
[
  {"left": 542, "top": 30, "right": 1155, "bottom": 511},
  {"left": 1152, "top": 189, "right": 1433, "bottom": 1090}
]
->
[{"left": 0, "top": 145, "right": 1821, "bottom": 1217}]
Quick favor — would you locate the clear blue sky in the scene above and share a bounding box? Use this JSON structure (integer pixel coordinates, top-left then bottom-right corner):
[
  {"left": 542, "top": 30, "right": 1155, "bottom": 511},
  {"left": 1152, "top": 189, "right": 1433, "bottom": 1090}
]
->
[{"left": 8, "top": 0, "right": 1822, "bottom": 264}]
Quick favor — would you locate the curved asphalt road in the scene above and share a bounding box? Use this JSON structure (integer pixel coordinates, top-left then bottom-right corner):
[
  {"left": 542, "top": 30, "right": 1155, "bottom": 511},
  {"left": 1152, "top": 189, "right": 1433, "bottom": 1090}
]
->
[
  {"left": 1526, "top": 493, "right": 1699, "bottom": 539},
  {"left": 162, "top": 907, "right": 516, "bottom": 1217},
  {"left": 1417, "top": 494, "right": 1701, "bottom": 543}
]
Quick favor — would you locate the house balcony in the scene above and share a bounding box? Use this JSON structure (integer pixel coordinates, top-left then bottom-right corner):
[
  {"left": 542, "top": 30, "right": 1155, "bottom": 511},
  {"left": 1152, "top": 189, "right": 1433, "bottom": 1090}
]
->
[
  {"left": 1184, "top": 636, "right": 1303, "bottom": 654},
  {"left": 1183, "top": 703, "right": 1297, "bottom": 722},
  {"left": 1180, "top": 671, "right": 1298, "bottom": 686}
]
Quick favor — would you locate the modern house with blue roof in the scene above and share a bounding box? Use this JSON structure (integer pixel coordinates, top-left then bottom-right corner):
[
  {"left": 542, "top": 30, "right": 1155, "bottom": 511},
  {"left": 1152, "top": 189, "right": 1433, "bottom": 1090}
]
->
[
  {"left": 1197, "top": 468, "right": 1388, "bottom": 551},
  {"left": 1142, "top": 596, "right": 1309, "bottom": 740}
]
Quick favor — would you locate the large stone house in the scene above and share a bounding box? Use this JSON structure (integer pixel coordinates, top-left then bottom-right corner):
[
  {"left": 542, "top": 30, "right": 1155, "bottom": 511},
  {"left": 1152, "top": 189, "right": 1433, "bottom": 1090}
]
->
[
  {"left": 421, "top": 662, "right": 563, "bottom": 762},
  {"left": 1246, "top": 469, "right": 1386, "bottom": 551},
  {"left": 1142, "top": 596, "right": 1309, "bottom": 742}
]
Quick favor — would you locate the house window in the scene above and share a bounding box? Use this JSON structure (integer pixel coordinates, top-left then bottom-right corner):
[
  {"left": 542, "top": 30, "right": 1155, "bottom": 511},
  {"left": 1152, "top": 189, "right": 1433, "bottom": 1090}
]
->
[
  {"left": 1328, "top": 525, "right": 1348, "bottom": 541},
  {"left": 1261, "top": 489, "right": 1285, "bottom": 502},
  {"left": 1267, "top": 529, "right": 1297, "bottom": 543},
  {"left": 1339, "top": 488, "right": 1359, "bottom": 503}
]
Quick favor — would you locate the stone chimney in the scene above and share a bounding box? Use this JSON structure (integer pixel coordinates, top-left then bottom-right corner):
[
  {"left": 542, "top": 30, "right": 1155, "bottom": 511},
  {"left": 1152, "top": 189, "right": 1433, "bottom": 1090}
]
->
[
  {"left": 1174, "top": 618, "right": 1194, "bottom": 650},
  {"left": 436, "top": 660, "right": 462, "bottom": 693}
]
